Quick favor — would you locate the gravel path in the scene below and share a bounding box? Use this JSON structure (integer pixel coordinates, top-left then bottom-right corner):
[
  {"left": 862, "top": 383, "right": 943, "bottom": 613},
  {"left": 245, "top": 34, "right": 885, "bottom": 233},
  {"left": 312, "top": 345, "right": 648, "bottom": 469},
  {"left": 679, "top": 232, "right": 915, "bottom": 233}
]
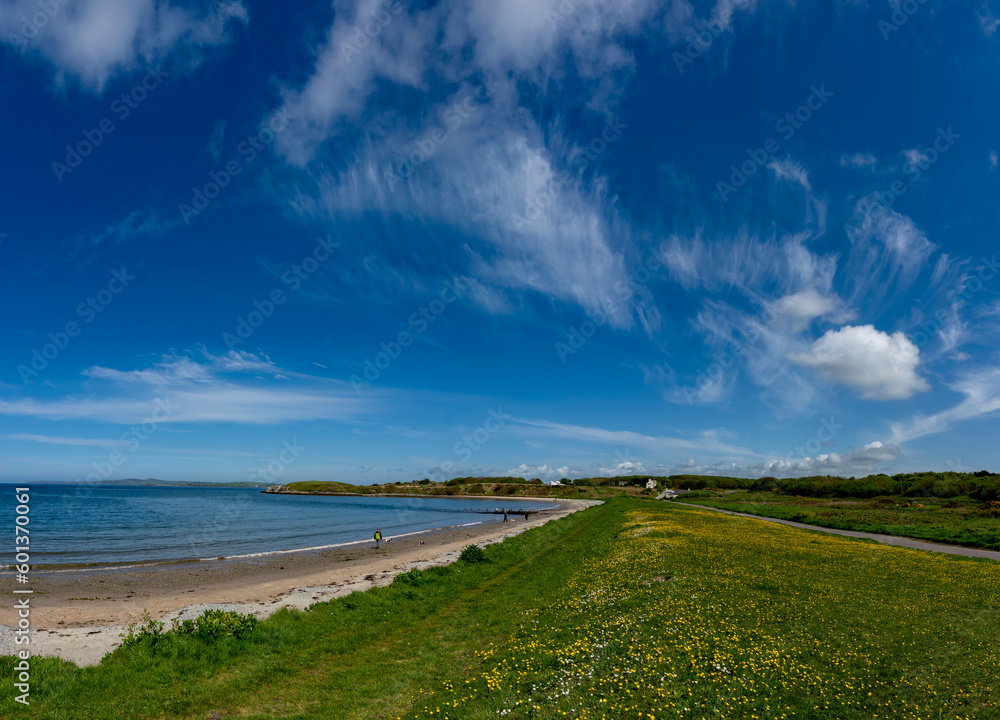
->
[{"left": 682, "top": 503, "right": 1000, "bottom": 562}]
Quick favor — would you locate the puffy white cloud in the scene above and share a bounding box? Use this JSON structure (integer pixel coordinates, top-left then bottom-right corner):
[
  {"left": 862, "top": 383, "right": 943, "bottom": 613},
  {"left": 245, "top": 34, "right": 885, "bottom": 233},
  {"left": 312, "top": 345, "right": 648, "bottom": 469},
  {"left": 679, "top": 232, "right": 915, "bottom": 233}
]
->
[
  {"left": 0, "top": 0, "right": 247, "bottom": 91},
  {"left": 790, "top": 324, "right": 929, "bottom": 400}
]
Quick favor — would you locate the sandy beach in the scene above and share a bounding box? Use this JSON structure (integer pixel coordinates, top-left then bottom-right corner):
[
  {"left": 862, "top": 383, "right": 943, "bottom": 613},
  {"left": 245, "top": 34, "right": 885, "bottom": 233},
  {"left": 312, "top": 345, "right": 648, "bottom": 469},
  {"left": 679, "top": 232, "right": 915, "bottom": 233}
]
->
[{"left": 1, "top": 498, "right": 599, "bottom": 667}]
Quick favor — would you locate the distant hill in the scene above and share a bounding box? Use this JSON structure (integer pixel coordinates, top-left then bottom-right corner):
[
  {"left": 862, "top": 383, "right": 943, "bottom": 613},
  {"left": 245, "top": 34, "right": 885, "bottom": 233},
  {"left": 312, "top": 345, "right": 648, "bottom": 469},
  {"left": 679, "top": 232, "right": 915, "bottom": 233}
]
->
[{"left": 96, "top": 478, "right": 271, "bottom": 488}]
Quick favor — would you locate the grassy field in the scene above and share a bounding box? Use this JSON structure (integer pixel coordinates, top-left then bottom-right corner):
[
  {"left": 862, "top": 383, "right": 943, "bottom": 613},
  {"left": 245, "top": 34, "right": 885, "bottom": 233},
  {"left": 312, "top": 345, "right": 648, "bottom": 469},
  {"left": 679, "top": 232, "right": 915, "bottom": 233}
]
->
[
  {"left": 3, "top": 499, "right": 999, "bottom": 719},
  {"left": 675, "top": 491, "right": 1000, "bottom": 550}
]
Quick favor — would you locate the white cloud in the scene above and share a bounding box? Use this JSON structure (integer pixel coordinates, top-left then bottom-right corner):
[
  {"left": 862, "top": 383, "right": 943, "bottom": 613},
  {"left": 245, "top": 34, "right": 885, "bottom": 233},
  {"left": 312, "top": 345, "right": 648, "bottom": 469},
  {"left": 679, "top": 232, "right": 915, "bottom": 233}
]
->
[
  {"left": 767, "top": 157, "right": 811, "bottom": 191},
  {"left": 790, "top": 324, "right": 929, "bottom": 400},
  {"left": 673, "top": 440, "right": 902, "bottom": 478},
  {"left": 979, "top": 1, "right": 1000, "bottom": 36},
  {"left": 269, "top": 0, "right": 766, "bottom": 324},
  {"left": 0, "top": 0, "right": 248, "bottom": 91},
  {"left": 842, "top": 202, "right": 936, "bottom": 313},
  {"left": 75, "top": 207, "right": 180, "bottom": 249},
  {"left": 776, "top": 287, "right": 852, "bottom": 332},
  {"left": 3, "top": 433, "right": 127, "bottom": 448},
  {"left": 990, "top": 150, "right": 998, "bottom": 170},
  {"left": 0, "top": 351, "right": 372, "bottom": 425},
  {"left": 840, "top": 152, "right": 877, "bottom": 171},
  {"left": 506, "top": 463, "right": 569, "bottom": 479},
  {"left": 512, "top": 418, "right": 756, "bottom": 457},
  {"left": 890, "top": 367, "right": 1000, "bottom": 443},
  {"left": 207, "top": 120, "right": 226, "bottom": 161}
]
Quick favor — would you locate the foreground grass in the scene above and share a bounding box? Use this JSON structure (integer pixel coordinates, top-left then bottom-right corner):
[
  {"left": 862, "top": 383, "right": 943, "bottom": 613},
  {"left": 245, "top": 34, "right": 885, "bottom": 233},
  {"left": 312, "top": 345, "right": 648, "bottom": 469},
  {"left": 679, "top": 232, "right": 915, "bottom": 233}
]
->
[
  {"left": 4, "top": 499, "right": 999, "bottom": 718},
  {"left": 677, "top": 491, "right": 1000, "bottom": 550},
  {"left": 407, "top": 502, "right": 1000, "bottom": 719},
  {"left": 1, "top": 504, "right": 606, "bottom": 719}
]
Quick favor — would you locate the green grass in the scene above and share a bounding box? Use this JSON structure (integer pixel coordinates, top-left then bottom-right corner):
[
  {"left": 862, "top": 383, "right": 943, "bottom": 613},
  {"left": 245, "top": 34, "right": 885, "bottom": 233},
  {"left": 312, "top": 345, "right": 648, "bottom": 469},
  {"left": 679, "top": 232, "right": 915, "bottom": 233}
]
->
[
  {"left": 0, "top": 500, "right": 610, "bottom": 719},
  {"left": 4, "top": 498, "right": 999, "bottom": 719},
  {"left": 676, "top": 490, "right": 1000, "bottom": 549}
]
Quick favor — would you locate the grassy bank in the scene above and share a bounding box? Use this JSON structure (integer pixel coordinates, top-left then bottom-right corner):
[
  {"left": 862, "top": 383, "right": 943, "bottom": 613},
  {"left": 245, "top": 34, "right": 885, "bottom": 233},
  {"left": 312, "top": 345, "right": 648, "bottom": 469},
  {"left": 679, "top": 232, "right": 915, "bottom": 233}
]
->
[
  {"left": 4, "top": 499, "right": 999, "bottom": 718},
  {"left": 676, "top": 491, "right": 1000, "bottom": 550}
]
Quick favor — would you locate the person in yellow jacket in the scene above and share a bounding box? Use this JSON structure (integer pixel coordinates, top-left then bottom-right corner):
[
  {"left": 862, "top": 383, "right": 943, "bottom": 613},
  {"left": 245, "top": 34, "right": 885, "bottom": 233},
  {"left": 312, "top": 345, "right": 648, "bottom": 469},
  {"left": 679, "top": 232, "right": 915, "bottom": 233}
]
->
[{"left": 374, "top": 528, "right": 382, "bottom": 548}]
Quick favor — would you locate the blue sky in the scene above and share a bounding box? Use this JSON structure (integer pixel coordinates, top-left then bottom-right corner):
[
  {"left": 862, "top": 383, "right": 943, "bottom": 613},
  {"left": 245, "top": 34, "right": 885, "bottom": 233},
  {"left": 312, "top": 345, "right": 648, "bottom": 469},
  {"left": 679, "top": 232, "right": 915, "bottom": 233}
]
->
[{"left": 2, "top": 0, "right": 1000, "bottom": 484}]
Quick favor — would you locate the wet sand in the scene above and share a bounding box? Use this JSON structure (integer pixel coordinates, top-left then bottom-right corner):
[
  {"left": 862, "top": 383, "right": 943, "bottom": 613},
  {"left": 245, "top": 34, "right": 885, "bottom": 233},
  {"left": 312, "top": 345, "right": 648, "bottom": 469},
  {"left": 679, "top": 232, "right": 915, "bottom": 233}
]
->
[{"left": 0, "top": 498, "right": 599, "bottom": 667}]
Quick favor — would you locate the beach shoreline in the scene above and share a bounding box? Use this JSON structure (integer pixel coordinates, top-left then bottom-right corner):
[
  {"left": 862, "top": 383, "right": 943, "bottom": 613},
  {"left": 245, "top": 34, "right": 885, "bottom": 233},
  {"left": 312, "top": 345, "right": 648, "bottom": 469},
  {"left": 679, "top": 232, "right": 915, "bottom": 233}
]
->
[{"left": 0, "top": 498, "right": 600, "bottom": 667}]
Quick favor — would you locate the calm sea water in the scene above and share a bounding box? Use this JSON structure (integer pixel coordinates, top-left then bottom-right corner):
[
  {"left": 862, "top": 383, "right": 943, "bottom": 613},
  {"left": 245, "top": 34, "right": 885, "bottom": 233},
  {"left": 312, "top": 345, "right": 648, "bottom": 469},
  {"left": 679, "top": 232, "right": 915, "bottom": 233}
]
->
[{"left": 3, "top": 484, "right": 554, "bottom": 569}]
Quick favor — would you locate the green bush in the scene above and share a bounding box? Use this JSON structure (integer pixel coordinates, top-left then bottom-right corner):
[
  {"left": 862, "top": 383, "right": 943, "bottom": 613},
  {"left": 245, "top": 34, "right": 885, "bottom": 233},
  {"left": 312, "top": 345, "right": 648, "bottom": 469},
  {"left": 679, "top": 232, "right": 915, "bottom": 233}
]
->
[
  {"left": 459, "top": 545, "right": 489, "bottom": 563},
  {"left": 393, "top": 568, "right": 426, "bottom": 586},
  {"left": 172, "top": 609, "right": 258, "bottom": 640},
  {"left": 119, "top": 610, "right": 166, "bottom": 651}
]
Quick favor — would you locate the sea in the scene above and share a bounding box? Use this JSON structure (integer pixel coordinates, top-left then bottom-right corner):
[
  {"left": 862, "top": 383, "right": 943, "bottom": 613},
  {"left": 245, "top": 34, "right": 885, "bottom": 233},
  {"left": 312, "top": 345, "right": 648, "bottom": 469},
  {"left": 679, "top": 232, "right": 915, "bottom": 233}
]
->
[{"left": 3, "top": 483, "right": 555, "bottom": 570}]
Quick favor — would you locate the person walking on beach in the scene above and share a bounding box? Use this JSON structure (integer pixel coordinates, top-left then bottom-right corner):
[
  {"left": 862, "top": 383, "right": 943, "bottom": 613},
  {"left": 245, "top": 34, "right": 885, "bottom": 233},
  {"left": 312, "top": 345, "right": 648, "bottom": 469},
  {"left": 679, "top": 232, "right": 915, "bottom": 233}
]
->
[
  {"left": 374, "top": 528, "right": 382, "bottom": 548},
  {"left": 503, "top": 509, "right": 508, "bottom": 523}
]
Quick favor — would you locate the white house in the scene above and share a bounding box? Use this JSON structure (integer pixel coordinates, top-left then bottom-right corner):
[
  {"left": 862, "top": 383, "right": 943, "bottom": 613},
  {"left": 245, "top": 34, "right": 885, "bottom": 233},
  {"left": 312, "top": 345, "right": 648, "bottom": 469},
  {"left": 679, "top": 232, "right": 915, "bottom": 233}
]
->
[{"left": 645, "top": 479, "right": 657, "bottom": 490}]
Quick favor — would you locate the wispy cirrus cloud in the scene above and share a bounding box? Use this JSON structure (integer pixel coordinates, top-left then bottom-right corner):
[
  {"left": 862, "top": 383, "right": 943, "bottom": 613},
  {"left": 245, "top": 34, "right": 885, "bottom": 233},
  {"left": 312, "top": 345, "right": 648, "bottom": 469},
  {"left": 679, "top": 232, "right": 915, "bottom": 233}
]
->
[
  {"left": 4, "top": 433, "right": 127, "bottom": 448},
  {"left": 511, "top": 417, "right": 757, "bottom": 458},
  {"left": 0, "top": 350, "right": 374, "bottom": 425},
  {"left": 890, "top": 366, "right": 1000, "bottom": 443}
]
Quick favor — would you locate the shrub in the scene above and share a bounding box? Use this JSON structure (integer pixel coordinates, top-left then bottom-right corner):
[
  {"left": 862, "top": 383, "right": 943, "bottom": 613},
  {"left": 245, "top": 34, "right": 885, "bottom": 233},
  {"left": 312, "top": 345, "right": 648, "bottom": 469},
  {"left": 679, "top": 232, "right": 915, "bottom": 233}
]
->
[
  {"left": 459, "top": 545, "right": 489, "bottom": 563},
  {"left": 393, "top": 568, "right": 425, "bottom": 586},
  {"left": 119, "top": 610, "right": 166, "bottom": 651},
  {"left": 173, "top": 609, "right": 258, "bottom": 640},
  {"left": 978, "top": 501, "right": 1000, "bottom": 518}
]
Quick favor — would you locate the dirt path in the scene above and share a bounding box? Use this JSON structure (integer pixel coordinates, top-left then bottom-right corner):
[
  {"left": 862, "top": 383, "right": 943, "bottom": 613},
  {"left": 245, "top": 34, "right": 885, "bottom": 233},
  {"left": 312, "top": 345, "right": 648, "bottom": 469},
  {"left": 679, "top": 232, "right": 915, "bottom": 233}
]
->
[{"left": 682, "top": 503, "right": 1000, "bottom": 562}]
